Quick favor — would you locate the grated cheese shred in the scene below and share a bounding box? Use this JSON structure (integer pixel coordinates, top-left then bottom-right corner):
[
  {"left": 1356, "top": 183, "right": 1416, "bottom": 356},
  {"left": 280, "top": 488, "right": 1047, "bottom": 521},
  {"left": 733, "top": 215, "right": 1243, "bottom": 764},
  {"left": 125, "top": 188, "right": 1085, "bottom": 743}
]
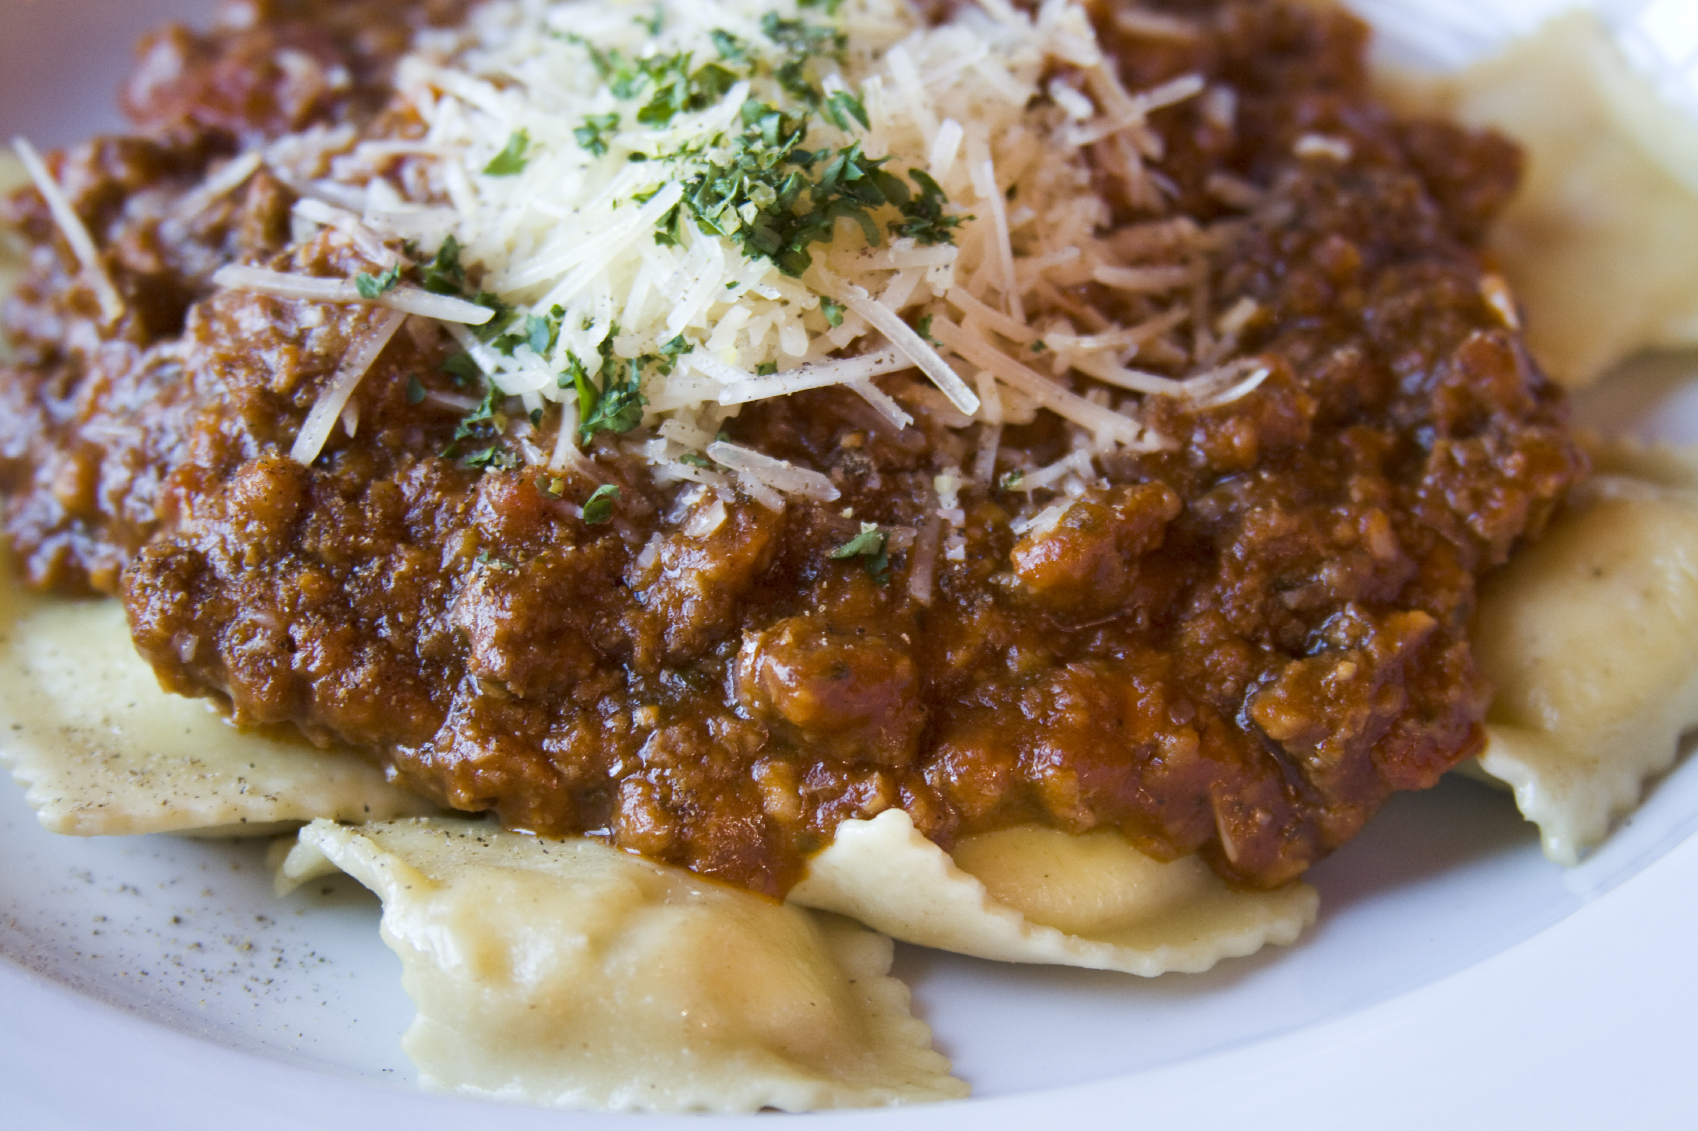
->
[
  {"left": 12, "top": 137, "right": 125, "bottom": 323},
  {"left": 134, "top": 0, "right": 1277, "bottom": 526}
]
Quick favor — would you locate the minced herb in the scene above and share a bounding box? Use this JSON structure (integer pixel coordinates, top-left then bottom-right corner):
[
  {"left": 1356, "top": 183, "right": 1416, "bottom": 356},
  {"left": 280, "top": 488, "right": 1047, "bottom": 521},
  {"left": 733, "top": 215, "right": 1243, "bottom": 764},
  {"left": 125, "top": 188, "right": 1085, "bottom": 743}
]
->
[
  {"left": 442, "top": 353, "right": 482, "bottom": 384},
  {"left": 442, "top": 381, "right": 517, "bottom": 470},
  {"left": 889, "top": 169, "right": 969, "bottom": 246},
  {"left": 820, "top": 297, "right": 845, "bottom": 328},
  {"left": 475, "top": 550, "right": 516, "bottom": 570},
  {"left": 484, "top": 130, "right": 532, "bottom": 176},
  {"left": 562, "top": 330, "right": 648, "bottom": 442},
  {"left": 406, "top": 375, "right": 427, "bottom": 405},
  {"left": 829, "top": 521, "right": 890, "bottom": 584},
  {"left": 916, "top": 313, "right": 938, "bottom": 345},
  {"left": 469, "top": 292, "right": 517, "bottom": 344},
  {"left": 574, "top": 112, "right": 620, "bottom": 157},
  {"left": 582, "top": 483, "right": 622, "bottom": 524},
  {"left": 419, "top": 236, "right": 466, "bottom": 295},
  {"left": 461, "top": 446, "right": 521, "bottom": 471},
  {"left": 354, "top": 263, "right": 401, "bottom": 299},
  {"left": 997, "top": 469, "right": 1025, "bottom": 491}
]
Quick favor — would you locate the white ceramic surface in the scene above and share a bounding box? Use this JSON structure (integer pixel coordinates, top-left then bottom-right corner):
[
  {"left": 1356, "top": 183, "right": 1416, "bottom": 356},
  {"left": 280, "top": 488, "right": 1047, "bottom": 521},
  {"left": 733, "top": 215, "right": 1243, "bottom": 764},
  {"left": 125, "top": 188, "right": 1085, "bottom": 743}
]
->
[{"left": 3, "top": 2, "right": 1698, "bottom": 1127}]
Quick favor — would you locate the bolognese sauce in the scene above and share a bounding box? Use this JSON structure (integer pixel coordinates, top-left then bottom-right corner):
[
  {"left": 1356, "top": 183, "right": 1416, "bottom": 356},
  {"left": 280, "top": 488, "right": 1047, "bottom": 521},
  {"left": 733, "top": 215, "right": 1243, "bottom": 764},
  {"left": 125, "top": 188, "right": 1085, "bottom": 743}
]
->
[{"left": 0, "top": 0, "right": 1585, "bottom": 896}]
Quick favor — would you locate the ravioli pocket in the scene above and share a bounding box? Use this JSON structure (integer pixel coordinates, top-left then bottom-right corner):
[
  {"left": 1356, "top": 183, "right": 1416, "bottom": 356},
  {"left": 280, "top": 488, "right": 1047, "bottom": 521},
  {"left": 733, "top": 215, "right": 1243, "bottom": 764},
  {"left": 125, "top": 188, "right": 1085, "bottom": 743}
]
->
[
  {"left": 277, "top": 817, "right": 966, "bottom": 1112},
  {"left": 789, "top": 809, "right": 1318, "bottom": 975},
  {"left": 1472, "top": 442, "right": 1698, "bottom": 863},
  {"left": 0, "top": 566, "right": 434, "bottom": 836},
  {"left": 1383, "top": 12, "right": 1698, "bottom": 386}
]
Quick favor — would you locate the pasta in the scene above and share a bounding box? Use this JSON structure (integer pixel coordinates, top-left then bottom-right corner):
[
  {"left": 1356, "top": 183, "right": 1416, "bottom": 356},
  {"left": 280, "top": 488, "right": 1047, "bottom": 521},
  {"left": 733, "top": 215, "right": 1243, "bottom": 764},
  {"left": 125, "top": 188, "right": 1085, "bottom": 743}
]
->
[{"left": 1471, "top": 440, "right": 1698, "bottom": 863}]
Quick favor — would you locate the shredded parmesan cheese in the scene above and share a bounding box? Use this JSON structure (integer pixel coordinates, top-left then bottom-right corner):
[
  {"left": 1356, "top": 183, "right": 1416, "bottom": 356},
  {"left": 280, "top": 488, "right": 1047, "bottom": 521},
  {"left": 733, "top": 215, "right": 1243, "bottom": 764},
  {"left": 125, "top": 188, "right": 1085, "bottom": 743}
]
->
[
  {"left": 181, "top": 0, "right": 1283, "bottom": 526},
  {"left": 290, "top": 309, "right": 409, "bottom": 466},
  {"left": 12, "top": 136, "right": 125, "bottom": 323}
]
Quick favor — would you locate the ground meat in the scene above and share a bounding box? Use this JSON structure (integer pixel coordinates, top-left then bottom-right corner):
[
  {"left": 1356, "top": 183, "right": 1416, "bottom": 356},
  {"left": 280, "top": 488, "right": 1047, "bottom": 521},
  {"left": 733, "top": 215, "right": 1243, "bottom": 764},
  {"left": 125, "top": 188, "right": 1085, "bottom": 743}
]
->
[{"left": 1, "top": 0, "right": 1587, "bottom": 896}]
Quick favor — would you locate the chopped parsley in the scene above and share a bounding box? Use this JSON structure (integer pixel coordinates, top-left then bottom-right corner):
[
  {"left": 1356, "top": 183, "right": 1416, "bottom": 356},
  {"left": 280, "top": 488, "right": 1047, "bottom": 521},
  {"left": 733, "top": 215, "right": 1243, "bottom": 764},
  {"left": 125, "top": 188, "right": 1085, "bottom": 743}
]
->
[
  {"left": 821, "top": 90, "right": 869, "bottom": 133},
  {"left": 916, "top": 313, "right": 938, "bottom": 345},
  {"left": 475, "top": 550, "right": 516, "bottom": 570},
  {"left": 419, "top": 236, "right": 466, "bottom": 295},
  {"left": 888, "top": 169, "right": 969, "bottom": 246},
  {"left": 678, "top": 452, "right": 715, "bottom": 468},
  {"left": 830, "top": 522, "right": 890, "bottom": 584},
  {"left": 709, "top": 29, "right": 747, "bottom": 63},
  {"left": 354, "top": 263, "right": 401, "bottom": 299},
  {"left": 537, "top": 475, "right": 566, "bottom": 498},
  {"left": 469, "top": 292, "right": 517, "bottom": 344},
  {"left": 442, "top": 353, "right": 482, "bottom": 384},
  {"left": 442, "top": 380, "right": 519, "bottom": 471},
  {"left": 574, "top": 112, "right": 621, "bottom": 158},
  {"left": 635, "top": 55, "right": 740, "bottom": 127},
  {"left": 582, "top": 483, "right": 622, "bottom": 524},
  {"left": 997, "top": 470, "right": 1025, "bottom": 491},
  {"left": 562, "top": 331, "right": 648, "bottom": 442},
  {"left": 461, "top": 446, "right": 521, "bottom": 471},
  {"left": 820, "top": 297, "right": 845, "bottom": 328},
  {"left": 484, "top": 130, "right": 532, "bottom": 176},
  {"left": 406, "top": 374, "right": 427, "bottom": 405},
  {"left": 559, "top": 11, "right": 962, "bottom": 280}
]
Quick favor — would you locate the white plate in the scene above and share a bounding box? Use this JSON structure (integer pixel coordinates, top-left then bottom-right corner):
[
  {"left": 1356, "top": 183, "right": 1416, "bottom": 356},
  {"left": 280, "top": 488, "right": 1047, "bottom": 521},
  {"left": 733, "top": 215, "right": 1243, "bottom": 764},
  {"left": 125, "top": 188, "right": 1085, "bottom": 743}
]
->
[{"left": 4, "top": 2, "right": 1698, "bottom": 1126}]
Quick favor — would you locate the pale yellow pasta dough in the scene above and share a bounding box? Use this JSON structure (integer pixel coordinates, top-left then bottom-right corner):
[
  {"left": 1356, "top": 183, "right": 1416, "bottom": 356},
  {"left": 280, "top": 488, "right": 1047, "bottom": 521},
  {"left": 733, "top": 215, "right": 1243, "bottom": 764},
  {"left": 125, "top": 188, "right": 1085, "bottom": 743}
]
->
[
  {"left": 1382, "top": 13, "right": 1698, "bottom": 387},
  {"left": 277, "top": 817, "right": 966, "bottom": 1112},
  {"left": 788, "top": 809, "right": 1317, "bottom": 975},
  {"left": 1472, "top": 444, "right": 1698, "bottom": 864},
  {"left": 0, "top": 563, "right": 435, "bottom": 835}
]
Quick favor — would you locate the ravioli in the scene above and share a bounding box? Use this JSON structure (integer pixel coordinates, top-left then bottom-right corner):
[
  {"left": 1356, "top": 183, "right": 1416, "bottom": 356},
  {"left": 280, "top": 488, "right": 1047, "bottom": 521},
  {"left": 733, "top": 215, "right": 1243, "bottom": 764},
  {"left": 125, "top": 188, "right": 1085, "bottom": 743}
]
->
[
  {"left": 1471, "top": 441, "right": 1698, "bottom": 864},
  {"left": 790, "top": 809, "right": 1317, "bottom": 975},
  {"left": 1383, "top": 12, "right": 1698, "bottom": 387},
  {"left": 0, "top": 564, "right": 435, "bottom": 836},
  {"left": 276, "top": 817, "right": 966, "bottom": 1112}
]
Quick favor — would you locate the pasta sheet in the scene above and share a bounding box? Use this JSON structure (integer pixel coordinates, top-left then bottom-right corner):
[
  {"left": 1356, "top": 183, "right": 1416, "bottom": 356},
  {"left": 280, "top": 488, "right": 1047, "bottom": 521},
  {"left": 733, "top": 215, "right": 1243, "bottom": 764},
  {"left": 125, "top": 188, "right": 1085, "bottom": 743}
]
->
[
  {"left": 0, "top": 568, "right": 433, "bottom": 836},
  {"left": 789, "top": 809, "right": 1318, "bottom": 975},
  {"left": 1383, "top": 13, "right": 1698, "bottom": 387},
  {"left": 278, "top": 818, "right": 966, "bottom": 1112},
  {"left": 1472, "top": 441, "right": 1698, "bottom": 863}
]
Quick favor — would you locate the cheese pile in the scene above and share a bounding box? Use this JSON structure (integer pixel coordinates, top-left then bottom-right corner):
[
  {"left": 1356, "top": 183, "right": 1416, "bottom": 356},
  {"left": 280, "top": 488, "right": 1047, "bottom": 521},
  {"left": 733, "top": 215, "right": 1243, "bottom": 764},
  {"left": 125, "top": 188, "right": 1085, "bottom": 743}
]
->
[{"left": 215, "top": 0, "right": 1271, "bottom": 513}]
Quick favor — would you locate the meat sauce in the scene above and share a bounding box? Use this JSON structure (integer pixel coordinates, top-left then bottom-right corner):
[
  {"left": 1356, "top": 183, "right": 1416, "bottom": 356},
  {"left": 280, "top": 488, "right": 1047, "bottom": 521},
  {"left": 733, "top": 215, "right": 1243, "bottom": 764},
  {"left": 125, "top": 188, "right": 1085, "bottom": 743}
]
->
[{"left": 0, "top": 0, "right": 1586, "bottom": 896}]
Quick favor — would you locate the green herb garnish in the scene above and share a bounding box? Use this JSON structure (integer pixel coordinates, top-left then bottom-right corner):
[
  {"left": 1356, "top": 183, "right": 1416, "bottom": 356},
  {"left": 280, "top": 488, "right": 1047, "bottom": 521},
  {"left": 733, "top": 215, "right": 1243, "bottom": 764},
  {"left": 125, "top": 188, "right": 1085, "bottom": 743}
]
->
[
  {"left": 829, "top": 522, "right": 890, "bottom": 584},
  {"left": 354, "top": 263, "right": 401, "bottom": 299},
  {"left": 462, "top": 446, "right": 521, "bottom": 471},
  {"left": 820, "top": 297, "right": 845, "bottom": 328},
  {"left": 442, "top": 353, "right": 482, "bottom": 384},
  {"left": 997, "top": 470, "right": 1025, "bottom": 491},
  {"left": 406, "top": 375, "right": 427, "bottom": 405},
  {"left": 582, "top": 483, "right": 622, "bottom": 524},
  {"left": 419, "top": 236, "right": 466, "bottom": 295},
  {"left": 889, "top": 168, "right": 968, "bottom": 246},
  {"left": 574, "top": 112, "right": 621, "bottom": 158},
  {"left": 484, "top": 130, "right": 532, "bottom": 176},
  {"left": 562, "top": 330, "right": 648, "bottom": 442}
]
